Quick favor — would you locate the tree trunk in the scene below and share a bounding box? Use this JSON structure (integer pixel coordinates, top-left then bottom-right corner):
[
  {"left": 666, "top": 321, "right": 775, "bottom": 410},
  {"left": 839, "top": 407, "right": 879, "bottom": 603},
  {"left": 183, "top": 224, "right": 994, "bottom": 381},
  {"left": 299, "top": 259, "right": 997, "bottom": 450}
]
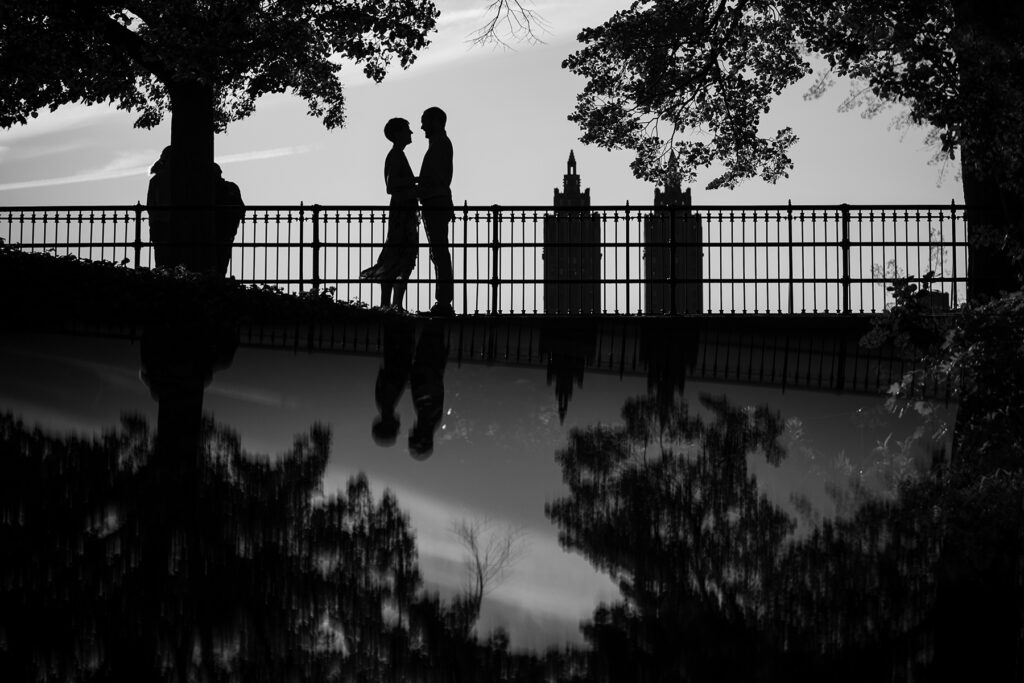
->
[
  {"left": 168, "top": 81, "right": 216, "bottom": 274},
  {"left": 951, "top": 1, "right": 1024, "bottom": 301},
  {"left": 960, "top": 157, "right": 1022, "bottom": 301}
]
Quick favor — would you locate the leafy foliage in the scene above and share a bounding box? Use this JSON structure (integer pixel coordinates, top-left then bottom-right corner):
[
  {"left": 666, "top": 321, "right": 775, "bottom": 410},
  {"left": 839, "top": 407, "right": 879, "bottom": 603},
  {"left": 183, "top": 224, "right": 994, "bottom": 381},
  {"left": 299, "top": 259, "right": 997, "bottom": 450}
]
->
[
  {"left": 0, "top": 412, "right": 423, "bottom": 680},
  {"left": 0, "top": 0, "right": 439, "bottom": 131},
  {"left": 547, "top": 387, "right": 1023, "bottom": 680},
  {"left": 564, "top": 0, "right": 809, "bottom": 189},
  {"left": 564, "top": 0, "right": 1024, "bottom": 195}
]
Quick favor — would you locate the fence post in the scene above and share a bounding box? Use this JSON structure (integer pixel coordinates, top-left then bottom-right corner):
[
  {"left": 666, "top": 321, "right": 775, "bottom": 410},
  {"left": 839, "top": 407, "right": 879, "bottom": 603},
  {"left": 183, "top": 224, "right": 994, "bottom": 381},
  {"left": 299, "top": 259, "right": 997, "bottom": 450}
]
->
[
  {"left": 311, "top": 204, "right": 321, "bottom": 294},
  {"left": 298, "top": 201, "right": 305, "bottom": 291},
  {"left": 787, "top": 200, "right": 794, "bottom": 314},
  {"left": 490, "top": 205, "right": 501, "bottom": 315},
  {"left": 133, "top": 200, "right": 143, "bottom": 270},
  {"left": 625, "top": 200, "right": 631, "bottom": 315},
  {"left": 463, "top": 200, "right": 469, "bottom": 315},
  {"left": 669, "top": 205, "right": 677, "bottom": 315},
  {"left": 840, "top": 202, "right": 851, "bottom": 314},
  {"left": 950, "top": 198, "right": 958, "bottom": 308}
]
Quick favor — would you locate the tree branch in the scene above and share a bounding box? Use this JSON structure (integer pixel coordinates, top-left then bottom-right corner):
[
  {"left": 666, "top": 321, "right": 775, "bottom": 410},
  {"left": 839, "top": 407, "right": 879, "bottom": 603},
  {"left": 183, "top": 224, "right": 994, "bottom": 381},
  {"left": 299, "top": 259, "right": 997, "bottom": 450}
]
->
[{"left": 66, "top": 3, "right": 173, "bottom": 83}]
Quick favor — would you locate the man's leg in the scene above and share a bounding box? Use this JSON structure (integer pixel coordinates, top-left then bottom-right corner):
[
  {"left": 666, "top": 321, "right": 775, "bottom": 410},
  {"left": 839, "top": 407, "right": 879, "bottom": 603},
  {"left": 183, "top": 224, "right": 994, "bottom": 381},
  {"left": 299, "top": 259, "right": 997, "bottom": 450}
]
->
[{"left": 423, "top": 212, "right": 454, "bottom": 309}]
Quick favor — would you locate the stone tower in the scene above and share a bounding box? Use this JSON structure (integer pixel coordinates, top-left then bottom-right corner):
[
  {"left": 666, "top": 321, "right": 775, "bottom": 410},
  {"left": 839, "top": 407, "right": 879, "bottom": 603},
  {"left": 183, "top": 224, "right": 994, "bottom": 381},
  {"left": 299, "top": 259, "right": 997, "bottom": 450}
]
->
[
  {"left": 543, "top": 151, "right": 602, "bottom": 314},
  {"left": 644, "top": 153, "right": 703, "bottom": 313}
]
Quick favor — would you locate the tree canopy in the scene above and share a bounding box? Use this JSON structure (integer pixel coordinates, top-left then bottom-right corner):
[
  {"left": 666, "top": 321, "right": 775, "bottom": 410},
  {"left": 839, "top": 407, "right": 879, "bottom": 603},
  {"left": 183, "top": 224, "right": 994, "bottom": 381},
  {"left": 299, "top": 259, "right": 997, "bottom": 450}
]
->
[
  {"left": 0, "top": 1, "right": 437, "bottom": 131},
  {"left": 564, "top": 0, "right": 1024, "bottom": 197}
]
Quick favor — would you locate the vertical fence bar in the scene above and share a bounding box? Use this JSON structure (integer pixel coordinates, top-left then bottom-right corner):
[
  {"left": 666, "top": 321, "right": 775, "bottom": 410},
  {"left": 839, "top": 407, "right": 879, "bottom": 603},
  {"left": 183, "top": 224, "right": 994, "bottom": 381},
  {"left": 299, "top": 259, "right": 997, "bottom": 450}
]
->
[
  {"left": 625, "top": 201, "right": 631, "bottom": 315},
  {"left": 311, "top": 204, "right": 321, "bottom": 294},
  {"left": 670, "top": 205, "right": 677, "bottom": 315},
  {"left": 133, "top": 202, "right": 143, "bottom": 270},
  {"left": 841, "top": 203, "right": 851, "bottom": 314},
  {"left": 463, "top": 201, "right": 469, "bottom": 315},
  {"left": 950, "top": 199, "right": 958, "bottom": 308},
  {"left": 298, "top": 201, "right": 306, "bottom": 290},
  {"left": 490, "top": 205, "right": 501, "bottom": 315}
]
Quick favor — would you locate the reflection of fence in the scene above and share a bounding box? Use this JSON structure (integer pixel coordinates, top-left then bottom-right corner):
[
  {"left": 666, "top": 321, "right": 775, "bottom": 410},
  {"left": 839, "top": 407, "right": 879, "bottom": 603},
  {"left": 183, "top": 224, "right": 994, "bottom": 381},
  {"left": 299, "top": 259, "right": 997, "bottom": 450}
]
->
[{"left": 1, "top": 203, "right": 969, "bottom": 315}]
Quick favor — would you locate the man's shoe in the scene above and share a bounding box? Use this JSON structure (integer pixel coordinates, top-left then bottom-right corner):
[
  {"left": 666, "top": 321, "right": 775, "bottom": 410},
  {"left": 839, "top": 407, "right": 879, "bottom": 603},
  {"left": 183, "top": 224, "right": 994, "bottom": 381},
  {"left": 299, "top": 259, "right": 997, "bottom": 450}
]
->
[{"left": 429, "top": 302, "right": 456, "bottom": 317}]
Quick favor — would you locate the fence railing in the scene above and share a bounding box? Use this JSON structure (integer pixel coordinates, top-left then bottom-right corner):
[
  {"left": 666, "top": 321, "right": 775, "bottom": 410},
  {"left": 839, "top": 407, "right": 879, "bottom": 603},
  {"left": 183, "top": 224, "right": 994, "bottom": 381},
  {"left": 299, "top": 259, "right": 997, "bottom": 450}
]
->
[{"left": 1, "top": 203, "right": 969, "bottom": 315}]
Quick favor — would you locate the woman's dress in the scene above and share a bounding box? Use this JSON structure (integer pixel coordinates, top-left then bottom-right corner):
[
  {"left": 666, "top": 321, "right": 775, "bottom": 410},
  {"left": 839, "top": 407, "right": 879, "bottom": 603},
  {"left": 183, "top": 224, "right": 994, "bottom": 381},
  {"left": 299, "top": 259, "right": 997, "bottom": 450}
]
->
[{"left": 360, "top": 149, "right": 419, "bottom": 282}]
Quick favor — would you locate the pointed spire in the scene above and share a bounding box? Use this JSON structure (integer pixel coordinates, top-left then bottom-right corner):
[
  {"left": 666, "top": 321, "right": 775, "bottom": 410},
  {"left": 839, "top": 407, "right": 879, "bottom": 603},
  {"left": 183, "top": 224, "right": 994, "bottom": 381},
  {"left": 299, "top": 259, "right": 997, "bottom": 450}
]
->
[
  {"left": 567, "top": 150, "right": 577, "bottom": 175},
  {"left": 665, "top": 150, "right": 681, "bottom": 189},
  {"left": 653, "top": 150, "right": 689, "bottom": 207}
]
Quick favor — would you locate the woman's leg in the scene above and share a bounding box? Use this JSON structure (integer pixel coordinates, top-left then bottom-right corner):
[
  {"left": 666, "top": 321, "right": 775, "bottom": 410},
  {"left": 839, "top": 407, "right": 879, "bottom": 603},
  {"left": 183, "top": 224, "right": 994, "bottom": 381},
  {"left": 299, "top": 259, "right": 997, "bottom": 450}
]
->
[
  {"left": 392, "top": 279, "right": 408, "bottom": 310},
  {"left": 380, "top": 282, "right": 393, "bottom": 307}
]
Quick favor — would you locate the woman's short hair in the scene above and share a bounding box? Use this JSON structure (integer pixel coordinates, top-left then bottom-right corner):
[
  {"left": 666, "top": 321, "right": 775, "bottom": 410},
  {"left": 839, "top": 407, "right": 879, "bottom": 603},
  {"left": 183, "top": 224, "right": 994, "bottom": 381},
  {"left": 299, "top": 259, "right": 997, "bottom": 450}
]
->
[{"left": 384, "top": 118, "right": 409, "bottom": 142}]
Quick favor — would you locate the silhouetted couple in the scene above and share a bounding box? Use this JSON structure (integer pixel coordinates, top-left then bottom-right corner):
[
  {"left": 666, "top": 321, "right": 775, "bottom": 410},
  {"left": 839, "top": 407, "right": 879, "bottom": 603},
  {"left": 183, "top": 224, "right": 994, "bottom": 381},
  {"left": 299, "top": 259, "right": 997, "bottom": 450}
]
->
[
  {"left": 360, "top": 107, "right": 455, "bottom": 316},
  {"left": 147, "top": 146, "right": 245, "bottom": 277}
]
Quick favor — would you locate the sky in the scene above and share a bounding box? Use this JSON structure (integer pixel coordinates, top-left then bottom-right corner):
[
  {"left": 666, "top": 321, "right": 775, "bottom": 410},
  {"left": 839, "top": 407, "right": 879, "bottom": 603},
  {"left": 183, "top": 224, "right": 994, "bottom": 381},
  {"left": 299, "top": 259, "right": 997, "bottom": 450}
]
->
[{"left": 0, "top": 0, "right": 964, "bottom": 208}]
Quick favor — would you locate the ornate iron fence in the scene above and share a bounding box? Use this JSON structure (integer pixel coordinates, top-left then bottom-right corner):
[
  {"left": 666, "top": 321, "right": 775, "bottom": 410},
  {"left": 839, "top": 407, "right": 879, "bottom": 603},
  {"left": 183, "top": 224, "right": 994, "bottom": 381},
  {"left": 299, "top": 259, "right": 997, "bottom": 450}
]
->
[{"left": 1, "top": 203, "right": 968, "bottom": 315}]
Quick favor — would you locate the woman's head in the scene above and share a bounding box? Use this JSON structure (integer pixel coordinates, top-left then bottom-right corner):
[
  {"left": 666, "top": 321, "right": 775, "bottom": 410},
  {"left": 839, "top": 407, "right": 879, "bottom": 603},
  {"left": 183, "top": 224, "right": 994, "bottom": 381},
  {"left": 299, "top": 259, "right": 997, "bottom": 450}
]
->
[{"left": 384, "top": 118, "right": 412, "bottom": 145}]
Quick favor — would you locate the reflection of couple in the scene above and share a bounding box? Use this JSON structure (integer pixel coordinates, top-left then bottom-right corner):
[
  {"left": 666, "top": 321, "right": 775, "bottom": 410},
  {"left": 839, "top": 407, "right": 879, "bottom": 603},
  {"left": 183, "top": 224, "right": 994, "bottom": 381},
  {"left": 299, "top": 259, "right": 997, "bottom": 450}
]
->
[
  {"left": 371, "top": 318, "right": 448, "bottom": 460},
  {"left": 360, "top": 107, "right": 455, "bottom": 316}
]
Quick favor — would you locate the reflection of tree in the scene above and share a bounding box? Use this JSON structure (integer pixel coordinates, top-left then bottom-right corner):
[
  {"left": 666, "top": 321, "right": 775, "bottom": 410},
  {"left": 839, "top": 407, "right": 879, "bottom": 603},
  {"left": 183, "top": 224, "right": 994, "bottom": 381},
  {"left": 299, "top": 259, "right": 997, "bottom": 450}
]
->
[
  {"left": 546, "top": 394, "right": 793, "bottom": 680},
  {"left": 449, "top": 516, "right": 527, "bottom": 637},
  {"left": 547, "top": 391, "right": 1024, "bottom": 681},
  {"left": 0, "top": 412, "right": 420, "bottom": 681}
]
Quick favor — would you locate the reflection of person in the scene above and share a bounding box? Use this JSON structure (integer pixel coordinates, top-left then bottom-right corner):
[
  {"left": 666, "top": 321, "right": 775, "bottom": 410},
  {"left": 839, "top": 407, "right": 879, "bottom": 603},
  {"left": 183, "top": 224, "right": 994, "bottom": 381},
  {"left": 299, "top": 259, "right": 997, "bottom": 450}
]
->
[
  {"left": 417, "top": 107, "right": 456, "bottom": 316},
  {"left": 147, "top": 146, "right": 174, "bottom": 268},
  {"left": 371, "top": 318, "right": 448, "bottom": 459},
  {"left": 408, "top": 319, "right": 447, "bottom": 459},
  {"left": 213, "top": 163, "right": 245, "bottom": 278},
  {"left": 372, "top": 317, "right": 416, "bottom": 446},
  {"left": 361, "top": 118, "right": 419, "bottom": 309}
]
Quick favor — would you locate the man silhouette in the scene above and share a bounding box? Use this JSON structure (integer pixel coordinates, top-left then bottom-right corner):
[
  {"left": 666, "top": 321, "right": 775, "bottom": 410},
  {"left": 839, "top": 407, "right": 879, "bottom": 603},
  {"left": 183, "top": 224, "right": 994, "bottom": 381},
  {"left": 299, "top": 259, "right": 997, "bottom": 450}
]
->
[
  {"left": 213, "top": 163, "right": 245, "bottom": 277},
  {"left": 147, "top": 146, "right": 174, "bottom": 268},
  {"left": 417, "top": 106, "right": 456, "bottom": 316}
]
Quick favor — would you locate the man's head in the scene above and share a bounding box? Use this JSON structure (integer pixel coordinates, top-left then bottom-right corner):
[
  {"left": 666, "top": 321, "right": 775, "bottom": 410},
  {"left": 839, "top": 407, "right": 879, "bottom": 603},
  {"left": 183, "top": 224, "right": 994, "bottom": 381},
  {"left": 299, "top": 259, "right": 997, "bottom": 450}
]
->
[
  {"left": 420, "top": 107, "right": 447, "bottom": 139},
  {"left": 212, "top": 163, "right": 223, "bottom": 179},
  {"left": 150, "top": 145, "right": 173, "bottom": 174},
  {"left": 384, "top": 117, "right": 412, "bottom": 145}
]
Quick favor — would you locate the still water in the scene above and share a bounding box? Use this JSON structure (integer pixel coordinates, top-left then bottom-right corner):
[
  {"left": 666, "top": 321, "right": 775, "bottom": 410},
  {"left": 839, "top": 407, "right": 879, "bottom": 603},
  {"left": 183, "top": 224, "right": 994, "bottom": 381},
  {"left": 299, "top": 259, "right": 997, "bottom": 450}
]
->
[{"left": 3, "top": 316, "right": 1007, "bottom": 681}]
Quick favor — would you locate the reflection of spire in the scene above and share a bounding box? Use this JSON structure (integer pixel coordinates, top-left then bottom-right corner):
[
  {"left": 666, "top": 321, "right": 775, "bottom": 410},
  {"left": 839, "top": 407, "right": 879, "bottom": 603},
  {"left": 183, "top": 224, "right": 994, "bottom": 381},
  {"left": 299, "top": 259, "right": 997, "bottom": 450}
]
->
[
  {"left": 541, "top": 321, "right": 597, "bottom": 423},
  {"left": 548, "top": 358, "right": 583, "bottom": 424}
]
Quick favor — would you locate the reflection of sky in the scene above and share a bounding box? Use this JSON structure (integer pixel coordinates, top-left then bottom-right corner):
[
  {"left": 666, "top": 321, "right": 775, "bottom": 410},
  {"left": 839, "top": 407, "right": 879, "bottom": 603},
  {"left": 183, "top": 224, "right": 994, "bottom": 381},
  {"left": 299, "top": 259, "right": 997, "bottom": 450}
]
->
[{"left": 0, "top": 330, "right": 952, "bottom": 651}]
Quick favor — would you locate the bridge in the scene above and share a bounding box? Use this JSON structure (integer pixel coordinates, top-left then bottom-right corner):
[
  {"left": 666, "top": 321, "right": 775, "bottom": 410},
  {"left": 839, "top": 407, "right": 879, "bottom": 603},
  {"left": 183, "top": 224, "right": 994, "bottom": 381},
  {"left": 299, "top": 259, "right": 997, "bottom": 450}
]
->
[{"left": 1, "top": 203, "right": 967, "bottom": 315}]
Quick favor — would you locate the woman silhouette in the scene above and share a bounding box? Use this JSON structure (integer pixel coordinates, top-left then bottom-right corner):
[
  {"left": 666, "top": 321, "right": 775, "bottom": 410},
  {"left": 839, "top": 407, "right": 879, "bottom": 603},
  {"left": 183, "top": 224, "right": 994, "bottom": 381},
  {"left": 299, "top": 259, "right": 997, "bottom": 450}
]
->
[{"left": 360, "top": 118, "right": 419, "bottom": 310}]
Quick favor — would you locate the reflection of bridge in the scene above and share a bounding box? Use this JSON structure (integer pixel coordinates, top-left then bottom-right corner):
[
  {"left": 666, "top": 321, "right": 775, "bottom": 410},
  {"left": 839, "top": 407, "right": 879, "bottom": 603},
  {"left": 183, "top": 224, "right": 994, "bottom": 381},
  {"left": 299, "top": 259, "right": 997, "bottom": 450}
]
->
[
  {"left": 2, "top": 202, "right": 967, "bottom": 315},
  {"left": 229, "top": 314, "right": 946, "bottom": 399}
]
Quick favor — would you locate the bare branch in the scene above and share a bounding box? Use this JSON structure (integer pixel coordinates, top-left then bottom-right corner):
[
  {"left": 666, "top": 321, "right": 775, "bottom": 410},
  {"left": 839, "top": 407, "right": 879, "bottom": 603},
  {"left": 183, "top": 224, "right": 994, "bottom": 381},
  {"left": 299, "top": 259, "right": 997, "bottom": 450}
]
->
[
  {"left": 449, "top": 515, "right": 528, "bottom": 628},
  {"left": 468, "top": 0, "right": 549, "bottom": 49}
]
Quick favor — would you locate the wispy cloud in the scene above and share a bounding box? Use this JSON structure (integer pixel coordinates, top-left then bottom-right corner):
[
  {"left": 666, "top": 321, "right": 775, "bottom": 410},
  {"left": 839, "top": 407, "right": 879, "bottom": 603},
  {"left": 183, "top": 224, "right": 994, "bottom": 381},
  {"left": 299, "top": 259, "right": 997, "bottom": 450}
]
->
[
  {"left": 207, "top": 382, "right": 300, "bottom": 408},
  {"left": 0, "top": 146, "right": 313, "bottom": 192},
  {"left": 0, "top": 104, "right": 121, "bottom": 144}
]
